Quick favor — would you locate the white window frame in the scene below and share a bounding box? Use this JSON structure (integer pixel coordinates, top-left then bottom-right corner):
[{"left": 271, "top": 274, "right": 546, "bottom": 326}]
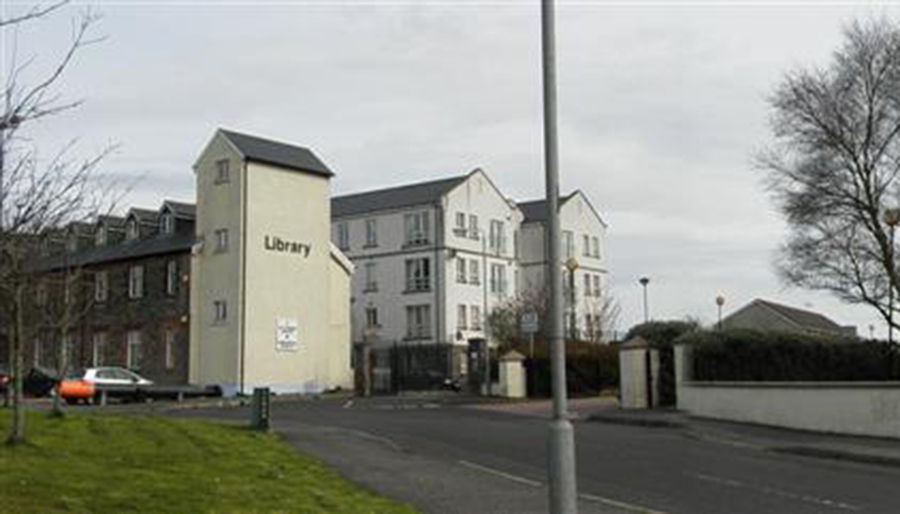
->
[
  {"left": 215, "top": 159, "right": 230, "bottom": 184},
  {"left": 489, "top": 220, "right": 505, "bottom": 254},
  {"left": 365, "top": 307, "right": 379, "bottom": 328},
  {"left": 213, "top": 300, "right": 228, "bottom": 323},
  {"left": 583, "top": 234, "right": 591, "bottom": 256},
  {"left": 336, "top": 222, "right": 349, "bottom": 250},
  {"left": 593, "top": 275, "right": 601, "bottom": 297},
  {"left": 365, "top": 219, "right": 378, "bottom": 247},
  {"left": 592, "top": 236, "right": 600, "bottom": 258},
  {"left": 214, "top": 229, "right": 229, "bottom": 253},
  {"left": 127, "top": 330, "right": 142, "bottom": 370},
  {"left": 92, "top": 332, "right": 106, "bottom": 367},
  {"left": 405, "top": 305, "right": 431, "bottom": 339},
  {"left": 456, "top": 259, "right": 467, "bottom": 284},
  {"left": 128, "top": 265, "right": 144, "bottom": 299},
  {"left": 584, "top": 273, "right": 592, "bottom": 297},
  {"left": 126, "top": 218, "right": 139, "bottom": 241},
  {"left": 94, "top": 271, "right": 108, "bottom": 303},
  {"left": 469, "top": 259, "right": 480, "bottom": 285},
  {"left": 404, "top": 211, "right": 431, "bottom": 246},
  {"left": 457, "top": 304, "right": 467, "bottom": 330},
  {"left": 95, "top": 224, "right": 107, "bottom": 246},
  {"left": 468, "top": 214, "right": 479, "bottom": 240},
  {"left": 490, "top": 263, "right": 507, "bottom": 295},
  {"left": 405, "top": 258, "right": 431, "bottom": 292},
  {"left": 160, "top": 211, "right": 174, "bottom": 235},
  {"left": 364, "top": 262, "right": 378, "bottom": 292},
  {"left": 471, "top": 305, "right": 482, "bottom": 331},
  {"left": 564, "top": 231, "right": 574, "bottom": 259},
  {"left": 455, "top": 212, "right": 467, "bottom": 235},
  {"left": 166, "top": 260, "right": 178, "bottom": 296}
]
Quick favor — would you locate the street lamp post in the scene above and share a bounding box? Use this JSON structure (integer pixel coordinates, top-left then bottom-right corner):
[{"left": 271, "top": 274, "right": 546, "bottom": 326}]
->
[
  {"left": 884, "top": 208, "right": 900, "bottom": 346},
  {"left": 541, "top": 1, "right": 578, "bottom": 512},
  {"left": 639, "top": 277, "right": 650, "bottom": 324},
  {"left": 716, "top": 296, "right": 725, "bottom": 330}
]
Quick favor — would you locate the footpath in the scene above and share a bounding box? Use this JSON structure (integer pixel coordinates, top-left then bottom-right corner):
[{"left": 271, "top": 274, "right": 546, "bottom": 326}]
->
[{"left": 588, "top": 408, "right": 900, "bottom": 469}]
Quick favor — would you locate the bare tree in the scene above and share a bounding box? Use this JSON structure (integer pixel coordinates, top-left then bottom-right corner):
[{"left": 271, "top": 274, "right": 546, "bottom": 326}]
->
[
  {"left": 583, "top": 292, "right": 621, "bottom": 344},
  {"left": 1, "top": 2, "right": 113, "bottom": 444},
  {"left": 760, "top": 17, "right": 900, "bottom": 333}
]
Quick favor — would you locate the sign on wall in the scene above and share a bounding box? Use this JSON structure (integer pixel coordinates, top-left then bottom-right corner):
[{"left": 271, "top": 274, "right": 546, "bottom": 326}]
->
[{"left": 276, "top": 318, "right": 300, "bottom": 352}]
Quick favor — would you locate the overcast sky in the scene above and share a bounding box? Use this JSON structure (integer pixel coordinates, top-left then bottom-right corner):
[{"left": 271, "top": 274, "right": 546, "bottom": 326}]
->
[{"left": 6, "top": 0, "right": 900, "bottom": 337}]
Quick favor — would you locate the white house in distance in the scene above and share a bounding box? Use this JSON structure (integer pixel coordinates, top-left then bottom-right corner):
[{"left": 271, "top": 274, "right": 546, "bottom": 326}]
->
[{"left": 330, "top": 168, "right": 608, "bottom": 350}]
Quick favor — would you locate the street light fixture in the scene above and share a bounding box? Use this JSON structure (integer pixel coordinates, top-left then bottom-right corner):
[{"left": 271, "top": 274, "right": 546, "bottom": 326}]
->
[
  {"left": 884, "top": 208, "right": 900, "bottom": 346},
  {"left": 716, "top": 295, "right": 725, "bottom": 330},
  {"left": 639, "top": 277, "right": 650, "bottom": 324}
]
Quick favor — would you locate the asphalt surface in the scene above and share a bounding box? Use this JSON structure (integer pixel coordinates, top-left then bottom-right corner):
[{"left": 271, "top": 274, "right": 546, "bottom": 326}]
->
[{"left": 179, "top": 397, "right": 900, "bottom": 514}]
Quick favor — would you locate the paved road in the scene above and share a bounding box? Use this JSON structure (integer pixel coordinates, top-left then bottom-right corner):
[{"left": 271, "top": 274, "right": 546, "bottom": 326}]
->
[{"left": 181, "top": 397, "right": 900, "bottom": 514}]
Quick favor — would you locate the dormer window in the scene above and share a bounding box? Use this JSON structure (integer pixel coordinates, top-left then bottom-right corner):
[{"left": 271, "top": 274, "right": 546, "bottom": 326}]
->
[
  {"left": 67, "top": 233, "right": 78, "bottom": 253},
  {"left": 160, "top": 211, "right": 174, "bottom": 235},
  {"left": 126, "top": 217, "right": 139, "bottom": 241},
  {"left": 95, "top": 224, "right": 107, "bottom": 246}
]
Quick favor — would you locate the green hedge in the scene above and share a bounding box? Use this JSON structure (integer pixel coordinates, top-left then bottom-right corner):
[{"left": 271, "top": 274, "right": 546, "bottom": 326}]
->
[{"left": 679, "top": 329, "right": 900, "bottom": 381}]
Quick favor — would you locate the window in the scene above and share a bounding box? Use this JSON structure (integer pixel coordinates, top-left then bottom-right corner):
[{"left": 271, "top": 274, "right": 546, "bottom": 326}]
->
[
  {"left": 471, "top": 305, "right": 482, "bottom": 331},
  {"left": 215, "top": 159, "right": 230, "bottom": 184},
  {"left": 455, "top": 212, "right": 467, "bottom": 235},
  {"left": 214, "top": 229, "right": 229, "bottom": 253},
  {"left": 95, "top": 224, "right": 107, "bottom": 246},
  {"left": 469, "top": 259, "right": 480, "bottom": 285},
  {"left": 364, "top": 262, "right": 378, "bottom": 292},
  {"left": 166, "top": 261, "right": 178, "bottom": 296},
  {"left": 593, "top": 275, "right": 601, "bottom": 297},
  {"left": 457, "top": 305, "right": 468, "bottom": 330},
  {"left": 365, "top": 219, "right": 377, "bottom": 247},
  {"left": 365, "top": 307, "right": 379, "bottom": 328},
  {"left": 592, "top": 237, "right": 600, "bottom": 258},
  {"left": 126, "top": 218, "right": 139, "bottom": 241},
  {"left": 583, "top": 234, "right": 591, "bottom": 256},
  {"left": 35, "top": 282, "right": 47, "bottom": 307},
  {"left": 468, "top": 214, "right": 479, "bottom": 240},
  {"left": 405, "top": 258, "right": 431, "bottom": 292},
  {"left": 406, "top": 305, "right": 431, "bottom": 339},
  {"left": 62, "top": 335, "right": 74, "bottom": 367},
  {"left": 490, "top": 264, "right": 507, "bottom": 295},
  {"left": 165, "top": 330, "right": 176, "bottom": 370},
  {"left": 127, "top": 330, "right": 142, "bottom": 370},
  {"left": 214, "top": 300, "right": 228, "bottom": 323},
  {"left": 160, "top": 211, "right": 174, "bottom": 235},
  {"left": 456, "top": 259, "right": 467, "bottom": 284},
  {"left": 92, "top": 332, "right": 106, "bottom": 367},
  {"left": 336, "top": 222, "right": 349, "bottom": 250},
  {"left": 584, "top": 274, "right": 592, "bottom": 297},
  {"left": 67, "top": 234, "right": 78, "bottom": 253},
  {"left": 128, "top": 265, "right": 144, "bottom": 299},
  {"left": 33, "top": 338, "right": 42, "bottom": 366},
  {"left": 94, "top": 271, "right": 108, "bottom": 303},
  {"left": 489, "top": 220, "right": 505, "bottom": 254},
  {"left": 564, "top": 231, "right": 574, "bottom": 259},
  {"left": 404, "top": 212, "right": 430, "bottom": 246},
  {"left": 513, "top": 230, "right": 519, "bottom": 259}
]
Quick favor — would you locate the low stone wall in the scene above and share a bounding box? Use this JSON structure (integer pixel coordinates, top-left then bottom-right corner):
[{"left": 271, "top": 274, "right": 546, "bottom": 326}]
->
[{"left": 675, "top": 345, "right": 900, "bottom": 439}]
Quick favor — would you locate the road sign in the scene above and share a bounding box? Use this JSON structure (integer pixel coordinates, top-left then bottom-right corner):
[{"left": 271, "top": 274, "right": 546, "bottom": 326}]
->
[{"left": 521, "top": 311, "right": 539, "bottom": 334}]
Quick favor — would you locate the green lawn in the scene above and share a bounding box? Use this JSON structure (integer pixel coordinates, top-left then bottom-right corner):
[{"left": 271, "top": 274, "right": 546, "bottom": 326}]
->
[{"left": 0, "top": 410, "right": 417, "bottom": 514}]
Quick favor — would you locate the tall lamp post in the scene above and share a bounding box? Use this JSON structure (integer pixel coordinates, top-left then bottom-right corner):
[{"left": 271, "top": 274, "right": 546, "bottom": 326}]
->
[
  {"left": 884, "top": 208, "right": 900, "bottom": 346},
  {"left": 716, "top": 296, "right": 725, "bottom": 330},
  {"left": 639, "top": 277, "right": 650, "bottom": 324},
  {"left": 541, "top": 0, "right": 578, "bottom": 512}
]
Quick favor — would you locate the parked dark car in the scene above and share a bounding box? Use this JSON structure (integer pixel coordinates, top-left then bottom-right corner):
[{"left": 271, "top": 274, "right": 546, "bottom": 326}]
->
[{"left": 24, "top": 366, "right": 60, "bottom": 397}]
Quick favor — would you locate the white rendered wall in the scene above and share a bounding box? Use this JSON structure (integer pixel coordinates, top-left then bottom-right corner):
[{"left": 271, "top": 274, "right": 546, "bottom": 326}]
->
[{"left": 675, "top": 345, "right": 900, "bottom": 439}]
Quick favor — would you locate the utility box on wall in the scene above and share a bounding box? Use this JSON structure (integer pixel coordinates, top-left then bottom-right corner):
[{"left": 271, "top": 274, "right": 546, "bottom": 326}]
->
[{"left": 619, "top": 336, "right": 659, "bottom": 409}]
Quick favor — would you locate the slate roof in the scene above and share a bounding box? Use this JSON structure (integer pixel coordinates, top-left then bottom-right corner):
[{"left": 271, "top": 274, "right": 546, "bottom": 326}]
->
[
  {"left": 219, "top": 129, "right": 333, "bottom": 177},
  {"left": 754, "top": 299, "right": 846, "bottom": 333},
  {"left": 98, "top": 215, "right": 126, "bottom": 231},
  {"left": 30, "top": 232, "right": 195, "bottom": 272},
  {"left": 163, "top": 201, "right": 196, "bottom": 219},
  {"left": 518, "top": 193, "right": 576, "bottom": 223},
  {"left": 332, "top": 175, "right": 468, "bottom": 218}
]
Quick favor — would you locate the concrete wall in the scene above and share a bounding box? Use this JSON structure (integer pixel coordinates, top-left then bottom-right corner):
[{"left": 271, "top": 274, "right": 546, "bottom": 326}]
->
[{"left": 675, "top": 345, "right": 900, "bottom": 439}]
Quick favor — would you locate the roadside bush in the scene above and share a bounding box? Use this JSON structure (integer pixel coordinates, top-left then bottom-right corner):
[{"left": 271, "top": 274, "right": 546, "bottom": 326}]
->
[
  {"left": 501, "top": 339, "right": 619, "bottom": 397},
  {"left": 625, "top": 320, "right": 699, "bottom": 406},
  {"left": 679, "top": 328, "right": 900, "bottom": 381}
]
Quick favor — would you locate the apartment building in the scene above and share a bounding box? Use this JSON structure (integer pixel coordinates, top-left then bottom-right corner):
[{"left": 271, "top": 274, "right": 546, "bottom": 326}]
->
[{"left": 331, "top": 169, "right": 608, "bottom": 348}]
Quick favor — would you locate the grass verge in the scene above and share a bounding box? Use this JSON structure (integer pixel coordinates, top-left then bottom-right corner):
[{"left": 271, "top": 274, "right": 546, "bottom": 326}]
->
[{"left": 0, "top": 410, "right": 417, "bottom": 514}]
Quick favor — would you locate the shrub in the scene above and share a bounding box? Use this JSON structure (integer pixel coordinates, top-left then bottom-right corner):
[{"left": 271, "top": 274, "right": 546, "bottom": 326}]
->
[{"left": 679, "top": 328, "right": 900, "bottom": 381}]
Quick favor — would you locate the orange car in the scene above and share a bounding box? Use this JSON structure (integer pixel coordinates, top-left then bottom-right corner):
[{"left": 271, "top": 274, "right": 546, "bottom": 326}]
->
[{"left": 57, "top": 376, "right": 96, "bottom": 404}]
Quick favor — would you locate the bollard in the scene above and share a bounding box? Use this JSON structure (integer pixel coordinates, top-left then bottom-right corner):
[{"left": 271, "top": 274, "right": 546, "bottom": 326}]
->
[{"left": 250, "top": 387, "right": 271, "bottom": 430}]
